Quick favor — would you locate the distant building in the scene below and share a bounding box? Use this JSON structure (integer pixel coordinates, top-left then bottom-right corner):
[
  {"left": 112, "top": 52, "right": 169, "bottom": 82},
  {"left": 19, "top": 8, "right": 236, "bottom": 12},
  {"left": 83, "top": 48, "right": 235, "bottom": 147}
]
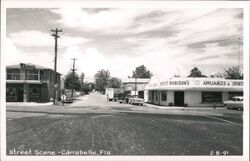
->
[
  {"left": 6, "top": 63, "right": 61, "bottom": 102},
  {"left": 145, "top": 77, "right": 243, "bottom": 107},
  {"left": 122, "top": 78, "right": 150, "bottom": 98}
]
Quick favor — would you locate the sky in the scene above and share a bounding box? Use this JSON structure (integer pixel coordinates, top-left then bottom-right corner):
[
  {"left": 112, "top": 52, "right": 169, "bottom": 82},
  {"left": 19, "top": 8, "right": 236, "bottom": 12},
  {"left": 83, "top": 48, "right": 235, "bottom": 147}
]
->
[{"left": 6, "top": 8, "right": 243, "bottom": 82}]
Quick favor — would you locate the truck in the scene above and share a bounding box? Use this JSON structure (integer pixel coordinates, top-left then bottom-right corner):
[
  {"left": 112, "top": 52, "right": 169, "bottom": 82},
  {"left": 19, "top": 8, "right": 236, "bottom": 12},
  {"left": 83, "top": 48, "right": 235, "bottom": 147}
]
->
[
  {"left": 105, "top": 88, "right": 124, "bottom": 101},
  {"left": 223, "top": 96, "right": 243, "bottom": 111}
]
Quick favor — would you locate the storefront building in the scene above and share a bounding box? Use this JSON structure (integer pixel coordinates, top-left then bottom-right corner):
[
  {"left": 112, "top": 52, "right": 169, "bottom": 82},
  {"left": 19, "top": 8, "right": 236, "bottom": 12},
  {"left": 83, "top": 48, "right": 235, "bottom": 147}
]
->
[
  {"left": 6, "top": 63, "right": 61, "bottom": 102},
  {"left": 145, "top": 77, "right": 243, "bottom": 107},
  {"left": 122, "top": 78, "right": 150, "bottom": 98}
]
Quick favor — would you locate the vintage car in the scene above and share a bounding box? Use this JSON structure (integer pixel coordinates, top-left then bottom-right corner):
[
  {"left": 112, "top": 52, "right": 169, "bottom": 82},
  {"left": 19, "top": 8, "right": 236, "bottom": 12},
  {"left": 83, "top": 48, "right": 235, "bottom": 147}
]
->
[
  {"left": 223, "top": 96, "right": 243, "bottom": 111},
  {"left": 128, "top": 95, "right": 144, "bottom": 106}
]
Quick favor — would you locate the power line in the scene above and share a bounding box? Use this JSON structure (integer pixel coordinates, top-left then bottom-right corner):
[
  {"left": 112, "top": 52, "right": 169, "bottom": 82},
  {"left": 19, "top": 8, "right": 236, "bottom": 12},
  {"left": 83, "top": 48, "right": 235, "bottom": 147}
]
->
[
  {"left": 30, "top": 9, "right": 50, "bottom": 32},
  {"left": 34, "top": 9, "right": 52, "bottom": 31}
]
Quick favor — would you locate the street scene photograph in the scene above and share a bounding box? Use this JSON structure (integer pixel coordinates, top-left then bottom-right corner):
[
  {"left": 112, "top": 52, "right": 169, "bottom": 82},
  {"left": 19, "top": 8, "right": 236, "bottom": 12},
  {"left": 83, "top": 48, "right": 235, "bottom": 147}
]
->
[{"left": 2, "top": 2, "right": 248, "bottom": 160}]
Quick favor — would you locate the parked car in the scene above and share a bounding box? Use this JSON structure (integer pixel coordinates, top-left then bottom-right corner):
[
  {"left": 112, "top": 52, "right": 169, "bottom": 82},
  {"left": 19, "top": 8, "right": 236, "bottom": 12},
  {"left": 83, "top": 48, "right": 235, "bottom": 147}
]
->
[
  {"left": 128, "top": 95, "right": 144, "bottom": 106},
  {"left": 223, "top": 96, "right": 243, "bottom": 111}
]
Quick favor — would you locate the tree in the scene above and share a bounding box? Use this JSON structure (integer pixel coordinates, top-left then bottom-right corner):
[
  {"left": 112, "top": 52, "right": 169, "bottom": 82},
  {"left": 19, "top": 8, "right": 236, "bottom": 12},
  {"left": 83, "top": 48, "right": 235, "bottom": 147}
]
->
[
  {"left": 94, "top": 69, "right": 110, "bottom": 93},
  {"left": 224, "top": 67, "right": 243, "bottom": 79},
  {"left": 188, "top": 67, "right": 207, "bottom": 77},
  {"left": 210, "top": 72, "right": 224, "bottom": 78},
  {"left": 64, "top": 72, "right": 81, "bottom": 91},
  {"left": 132, "top": 65, "right": 153, "bottom": 78},
  {"left": 81, "top": 82, "right": 95, "bottom": 94},
  {"left": 108, "top": 77, "right": 122, "bottom": 88}
]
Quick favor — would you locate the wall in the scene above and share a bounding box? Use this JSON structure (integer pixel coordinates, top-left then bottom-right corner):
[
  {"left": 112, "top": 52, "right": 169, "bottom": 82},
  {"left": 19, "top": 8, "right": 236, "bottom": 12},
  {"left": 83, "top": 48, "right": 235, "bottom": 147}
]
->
[{"left": 184, "top": 91, "right": 201, "bottom": 107}]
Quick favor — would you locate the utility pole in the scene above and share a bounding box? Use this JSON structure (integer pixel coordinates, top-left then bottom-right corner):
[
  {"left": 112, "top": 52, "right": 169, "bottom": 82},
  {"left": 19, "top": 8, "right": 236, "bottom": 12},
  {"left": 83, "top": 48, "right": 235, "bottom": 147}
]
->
[
  {"left": 238, "top": 37, "right": 241, "bottom": 70},
  {"left": 51, "top": 28, "right": 62, "bottom": 105},
  {"left": 134, "top": 76, "right": 137, "bottom": 96},
  {"left": 71, "top": 58, "right": 77, "bottom": 99}
]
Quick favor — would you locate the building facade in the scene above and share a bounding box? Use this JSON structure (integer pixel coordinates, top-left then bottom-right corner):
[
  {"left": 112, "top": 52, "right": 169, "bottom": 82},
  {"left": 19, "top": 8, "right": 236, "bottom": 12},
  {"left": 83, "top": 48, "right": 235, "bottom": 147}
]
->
[
  {"left": 145, "top": 77, "right": 243, "bottom": 107},
  {"left": 6, "top": 63, "right": 61, "bottom": 102},
  {"left": 122, "top": 78, "right": 150, "bottom": 98}
]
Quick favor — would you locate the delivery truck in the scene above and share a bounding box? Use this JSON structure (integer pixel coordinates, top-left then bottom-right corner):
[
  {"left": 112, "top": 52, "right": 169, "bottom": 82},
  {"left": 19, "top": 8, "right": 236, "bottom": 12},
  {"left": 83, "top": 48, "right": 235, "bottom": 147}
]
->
[{"left": 105, "top": 88, "right": 124, "bottom": 101}]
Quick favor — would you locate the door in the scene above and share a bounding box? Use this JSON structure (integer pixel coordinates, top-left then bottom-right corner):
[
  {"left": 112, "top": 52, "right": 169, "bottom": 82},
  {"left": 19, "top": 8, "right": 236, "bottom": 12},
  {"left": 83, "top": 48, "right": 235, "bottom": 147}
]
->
[
  {"left": 174, "top": 91, "right": 184, "bottom": 106},
  {"left": 17, "top": 87, "right": 24, "bottom": 102}
]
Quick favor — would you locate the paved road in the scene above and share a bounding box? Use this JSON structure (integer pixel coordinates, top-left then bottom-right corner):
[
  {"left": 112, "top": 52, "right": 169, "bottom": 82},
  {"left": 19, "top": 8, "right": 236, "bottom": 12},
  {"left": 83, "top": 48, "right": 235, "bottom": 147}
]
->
[{"left": 6, "top": 92, "right": 243, "bottom": 156}]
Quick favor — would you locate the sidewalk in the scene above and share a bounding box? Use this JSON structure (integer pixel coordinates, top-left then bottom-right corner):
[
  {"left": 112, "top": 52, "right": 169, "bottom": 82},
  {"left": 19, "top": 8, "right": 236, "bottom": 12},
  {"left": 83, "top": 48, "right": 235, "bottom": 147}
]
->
[
  {"left": 6, "top": 102, "right": 54, "bottom": 106},
  {"left": 144, "top": 103, "right": 225, "bottom": 110}
]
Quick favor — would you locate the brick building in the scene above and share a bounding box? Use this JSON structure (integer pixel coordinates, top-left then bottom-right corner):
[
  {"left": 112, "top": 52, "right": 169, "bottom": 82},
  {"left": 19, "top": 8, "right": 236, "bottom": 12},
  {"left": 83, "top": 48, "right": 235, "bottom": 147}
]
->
[{"left": 6, "top": 63, "right": 61, "bottom": 102}]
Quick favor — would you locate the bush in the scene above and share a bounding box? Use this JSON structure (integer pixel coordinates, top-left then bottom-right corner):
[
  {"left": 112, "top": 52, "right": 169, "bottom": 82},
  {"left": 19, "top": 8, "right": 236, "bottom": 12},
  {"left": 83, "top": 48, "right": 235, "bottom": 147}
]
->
[{"left": 169, "top": 102, "right": 173, "bottom": 106}]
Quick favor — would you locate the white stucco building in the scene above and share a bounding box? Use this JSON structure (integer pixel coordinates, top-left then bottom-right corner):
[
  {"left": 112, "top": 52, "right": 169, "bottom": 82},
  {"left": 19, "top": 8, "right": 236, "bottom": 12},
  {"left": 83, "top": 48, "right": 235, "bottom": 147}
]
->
[{"left": 145, "top": 77, "right": 243, "bottom": 107}]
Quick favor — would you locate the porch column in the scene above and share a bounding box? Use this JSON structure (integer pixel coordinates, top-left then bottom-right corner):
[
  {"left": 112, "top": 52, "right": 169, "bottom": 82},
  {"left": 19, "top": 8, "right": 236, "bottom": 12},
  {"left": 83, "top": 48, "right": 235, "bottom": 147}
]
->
[{"left": 23, "top": 83, "right": 29, "bottom": 102}]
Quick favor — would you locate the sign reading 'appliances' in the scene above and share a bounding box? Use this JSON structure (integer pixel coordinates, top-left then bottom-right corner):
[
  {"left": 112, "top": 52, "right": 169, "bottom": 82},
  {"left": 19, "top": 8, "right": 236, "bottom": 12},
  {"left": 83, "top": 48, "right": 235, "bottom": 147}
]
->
[{"left": 202, "top": 80, "right": 243, "bottom": 86}]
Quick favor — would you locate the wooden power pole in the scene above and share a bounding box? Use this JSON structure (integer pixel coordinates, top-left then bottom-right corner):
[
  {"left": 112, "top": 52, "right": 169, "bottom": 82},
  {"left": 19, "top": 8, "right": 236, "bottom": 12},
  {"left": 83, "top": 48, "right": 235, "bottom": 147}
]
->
[
  {"left": 51, "top": 28, "right": 62, "bottom": 105},
  {"left": 71, "top": 58, "right": 77, "bottom": 99}
]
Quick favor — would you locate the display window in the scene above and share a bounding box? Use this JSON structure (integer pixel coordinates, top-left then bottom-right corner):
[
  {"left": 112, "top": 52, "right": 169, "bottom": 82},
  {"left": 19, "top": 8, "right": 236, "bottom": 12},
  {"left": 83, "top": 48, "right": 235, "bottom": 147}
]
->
[{"left": 202, "top": 92, "right": 222, "bottom": 103}]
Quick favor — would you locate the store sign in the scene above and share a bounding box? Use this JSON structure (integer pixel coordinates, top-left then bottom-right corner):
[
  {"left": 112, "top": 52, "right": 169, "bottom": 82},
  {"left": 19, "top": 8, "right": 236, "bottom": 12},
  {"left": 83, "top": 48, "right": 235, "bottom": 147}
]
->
[
  {"left": 202, "top": 80, "right": 243, "bottom": 87},
  {"left": 160, "top": 80, "right": 190, "bottom": 86}
]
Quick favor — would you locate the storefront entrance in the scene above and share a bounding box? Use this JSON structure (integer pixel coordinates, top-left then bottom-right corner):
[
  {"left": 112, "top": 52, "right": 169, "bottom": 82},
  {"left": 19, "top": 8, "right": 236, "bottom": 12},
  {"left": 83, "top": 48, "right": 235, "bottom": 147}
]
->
[
  {"left": 6, "top": 85, "right": 23, "bottom": 102},
  {"left": 174, "top": 91, "right": 184, "bottom": 106}
]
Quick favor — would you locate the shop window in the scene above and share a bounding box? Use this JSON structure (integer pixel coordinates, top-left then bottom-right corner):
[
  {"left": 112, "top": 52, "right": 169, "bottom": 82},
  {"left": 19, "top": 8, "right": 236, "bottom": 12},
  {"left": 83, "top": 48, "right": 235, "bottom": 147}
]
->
[
  {"left": 6, "top": 87, "right": 17, "bottom": 102},
  {"left": 161, "top": 91, "right": 167, "bottom": 101},
  {"left": 149, "top": 91, "right": 154, "bottom": 101},
  {"left": 29, "top": 87, "right": 40, "bottom": 102},
  {"left": 202, "top": 92, "right": 222, "bottom": 103}
]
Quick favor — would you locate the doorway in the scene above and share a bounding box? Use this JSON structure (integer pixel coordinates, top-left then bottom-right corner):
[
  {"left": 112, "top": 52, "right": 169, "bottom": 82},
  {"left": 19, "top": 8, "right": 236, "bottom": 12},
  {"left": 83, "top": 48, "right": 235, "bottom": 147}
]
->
[
  {"left": 17, "top": 87, "right": 24, "bottom": 102},
  {"left": 174, "top": 91, "right": 184, "bottom": 106}
]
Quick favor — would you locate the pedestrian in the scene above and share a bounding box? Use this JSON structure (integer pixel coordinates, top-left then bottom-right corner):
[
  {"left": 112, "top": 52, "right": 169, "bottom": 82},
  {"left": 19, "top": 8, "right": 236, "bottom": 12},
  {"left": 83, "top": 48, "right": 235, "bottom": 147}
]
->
[
  {"left": 61, "top": 94, "right": 66, "bottom": 106},
  {"left": 213, "top": 102, "right": 216, "bottom": 109}
]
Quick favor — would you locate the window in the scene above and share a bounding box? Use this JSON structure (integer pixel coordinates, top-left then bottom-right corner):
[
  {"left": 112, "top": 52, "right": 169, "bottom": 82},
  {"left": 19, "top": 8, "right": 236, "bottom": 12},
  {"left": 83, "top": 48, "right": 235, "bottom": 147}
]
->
[
  {"left": 202, "top": 92, "right": 222, "bottom": 103},
  {"left": 149, "top": 91, "right": 154, "bottom": 101},
  {"left": 6, "top": 69, "right": 21, "bottom": 80},
  {"left": 27, "top": 69, "right": 39, "bottom": 80},
  {"left": 161, "top": 91, "right": 167, "bottom": 101},
  {"left": 29, "top": 86, "right": 40, "bottom": 102}
]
